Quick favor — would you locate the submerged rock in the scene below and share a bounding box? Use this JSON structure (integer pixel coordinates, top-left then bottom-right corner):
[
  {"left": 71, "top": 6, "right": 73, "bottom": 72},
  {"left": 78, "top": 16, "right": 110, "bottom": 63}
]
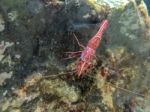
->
[
  {"left": 40, "top": 78, "right": 80, "bottom": 103},
  {"left": 96, "top": 0, "right": 129, "bottom": 8},
  {"left": 0, "top": 72, "right": 12, "bottom": 85},
  {"left": 26, "top": 0, "right": 44, "bottom": 14},
  {"left": 0, "top": 14, "right": 5, "bottom": 32},
  {"left": 8, "top": 10, "right": 18, "bottom": 22},
  {"left": 0, "top": 0, "right": 150, "bottom": 112},
  {"left": 106, "top": 46, "right": 126, "bottom": 61}
]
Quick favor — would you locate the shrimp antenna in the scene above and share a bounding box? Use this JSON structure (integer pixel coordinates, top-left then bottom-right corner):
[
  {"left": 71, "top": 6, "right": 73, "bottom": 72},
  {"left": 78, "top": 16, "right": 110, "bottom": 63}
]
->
[{"left": 73, "top": 33, "right": 85, "bottom": 49}]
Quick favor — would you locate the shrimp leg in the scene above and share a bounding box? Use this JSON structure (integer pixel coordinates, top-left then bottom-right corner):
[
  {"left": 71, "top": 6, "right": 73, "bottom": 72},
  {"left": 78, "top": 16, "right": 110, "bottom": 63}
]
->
[{"left": 63, "top": 51, "right": 82, "bottom": 60}]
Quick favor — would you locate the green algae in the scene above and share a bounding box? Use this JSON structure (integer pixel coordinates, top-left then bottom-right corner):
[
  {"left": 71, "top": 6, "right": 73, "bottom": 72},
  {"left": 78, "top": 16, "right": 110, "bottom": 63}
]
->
[
  {"left": 40, "top": 78, "right": 80, "bottom": 103},
  {"left": 1, "top": 0, "right": 25, "bottom": 7}
]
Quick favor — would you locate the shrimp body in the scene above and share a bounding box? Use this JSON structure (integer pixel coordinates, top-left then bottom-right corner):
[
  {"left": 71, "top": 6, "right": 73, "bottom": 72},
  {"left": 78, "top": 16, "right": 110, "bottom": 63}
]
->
[
  {"left": 65, "top": 20, "right": 109, "bottom": 77},
  {"left": 75, "top": 19, "right": 109, "bottom": 77}
]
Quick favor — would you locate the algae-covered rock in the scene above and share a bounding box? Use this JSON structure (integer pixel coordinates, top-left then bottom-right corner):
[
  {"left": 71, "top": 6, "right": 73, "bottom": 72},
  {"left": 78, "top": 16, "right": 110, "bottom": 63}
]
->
[
  {"left": 40, "top": 78, "right": 80, "bottom": 103},
  {"left": 87, "top": 0, "right": 110, "bottom": 12},
  {"left": 0, "top": 98, "right": 24, "bottom": 112},
  {"left": 0, "top": 14, "right": 5, "bottom": 32},
  {"left": 0, "top": 72, "right": 12, "bottom": 85},
  {"left": 0, "top": 0, "right": 150, "bottom": 112},
  {"left": 106, "top": 46, "right": 126, "bottom": 61},
  {"left": 0, "top": 73, "right": 41, "bottom": 112},
  {"left": 0, "top": 41, "right": 14, "bottom": 61},
  {"left": 108, "top": 0, "right": 150, "bottom": 55},
  {"left": 96, "top": 0, "right": 129, "bottom": 8},
  {"left": 7, "top": 10, "right": 18, "bottom": 22},
  {"left": 27, "top": 0, "right": 44, "bottom": 14}
]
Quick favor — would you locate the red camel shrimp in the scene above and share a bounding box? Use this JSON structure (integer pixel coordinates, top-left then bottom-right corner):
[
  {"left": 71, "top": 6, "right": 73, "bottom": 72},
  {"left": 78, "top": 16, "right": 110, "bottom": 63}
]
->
[{"left": 66, "top": 19, "right": 109, "bottom": 78}]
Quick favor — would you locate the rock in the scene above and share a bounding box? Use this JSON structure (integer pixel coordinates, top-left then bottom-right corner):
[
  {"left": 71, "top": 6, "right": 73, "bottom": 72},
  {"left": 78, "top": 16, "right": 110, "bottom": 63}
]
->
[
  {"left": 120, "top": 27, "right": 127, "bottom": 34},
  {"left": 1, "top": 100, "right": 10, "bottom": 111},
  {"left": 10, "top": 109, "right": 21, "bottom": 112},
  {"left": 97, "top": 0, "right": 129, "bottom": 8},
  {"left": 122, "top": 96, "right": 150, "bottom": 112},
  {"left": 1, "top": 97, "right": 28, "bottom": 112},
  {"left": 8, "top": 10, "right": 18, "bottom": 22},
  {"left": 0, "top": 72, "right": 12, "bottom": 85},
  {"left": 108, "top": 0, "right": 150, "bottom": 55},
  {"left": 27, "top": 0, "right": 44, "bottom": 14},
  {"left": 106, "top": 46, "right": 126, "bottom": 61},
  {"left": 0, "top": 14, "right": 5, "bottom": 32},
  {"left": 0, "top": 0, "right": 150, "bottom": 112},
  {"left": 130, "top": 23, "right": 139, "bottom": 30},
  {"left": 40, "top": 78, "right": 80, "bottom": 103},
  {"left": 0, "top": 41, "right": 14, "bottom": 61},
  {"left": 34, "top": 106, "right": 45, "bottom": 112},
  {"left": 128, "top": 34, "right": 137, "bottom": 40}
]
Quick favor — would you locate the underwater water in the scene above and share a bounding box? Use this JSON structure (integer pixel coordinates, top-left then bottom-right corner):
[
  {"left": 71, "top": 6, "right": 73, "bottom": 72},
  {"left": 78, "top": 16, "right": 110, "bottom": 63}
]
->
[
  {"left": 144, "top": 0, "right": 150, "bottom": 15},
  {"left": 0, "top": 0, "right": 150, "bottom": 112}
]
